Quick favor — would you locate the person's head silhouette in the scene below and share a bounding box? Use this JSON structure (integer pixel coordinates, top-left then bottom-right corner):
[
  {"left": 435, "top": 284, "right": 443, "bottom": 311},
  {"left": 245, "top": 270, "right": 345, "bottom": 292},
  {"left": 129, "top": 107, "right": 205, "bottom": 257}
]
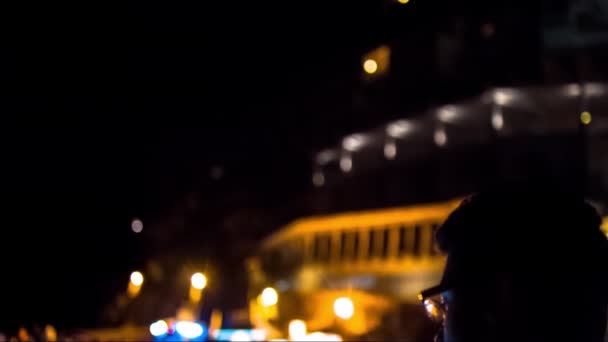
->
[{"left": 420, "top": 183, "right": 608, "bottom": 342}]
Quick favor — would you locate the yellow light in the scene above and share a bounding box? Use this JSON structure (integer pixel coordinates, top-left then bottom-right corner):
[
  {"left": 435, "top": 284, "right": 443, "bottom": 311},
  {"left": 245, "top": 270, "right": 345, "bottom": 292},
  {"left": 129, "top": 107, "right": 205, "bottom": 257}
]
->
[
  {"left": 288, "top": 320, "right": 307, "bottom": 340},
  {"left": 398, "top": 0, "right": 410, "bottom": 3},
  {"left": 363, "top": 59, "right": 378, "bottom": 74},
  {"left": 130, "top": 271, "right": 144, "bottom": 287},
  {"left": 191, "top": 272, "right": 207, "bottom": 290},
  {"left": 333, "top": 297, "right": 354, "bottom": 320},
  {"left": 580, "top": 111, "right": 592, "bottom": 125},
  {"left": 259, "top": 287, "right": 278, "bottom": 307}
]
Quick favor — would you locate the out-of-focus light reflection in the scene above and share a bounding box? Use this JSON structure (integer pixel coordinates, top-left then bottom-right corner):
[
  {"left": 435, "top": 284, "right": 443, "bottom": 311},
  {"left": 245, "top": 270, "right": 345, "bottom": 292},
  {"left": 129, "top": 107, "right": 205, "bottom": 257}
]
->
[
  {"left": 131, "top": 219, "right": 143, "bottom": 233},
  {"left": 289, "top": 320, "right": 307, "bottom": 340},
  {"left": 230, "top": 330, "right": 252, "bottom": 342},
  {"left": 340, "top": 156, "right": 352, "bottom": 173},
  {"left": 384, "top": 141, "right": 397, "bottom": 160},
  {"left": 259, "top": 287, "right": 278, "bottom": 307},
  {"left": 434, "top": 127, "right": 447, "bottom": 147},
  {"left": 493, "top": 89, "right": 517, "bottom": 106},
  {"left": 387, "top": 119, "right": 412, "bottom": 138},
  {"left": 312, "top": 171, "right": 325, "bottom": 187},
  {"left": 333, "top": 297, "right": 354, "bottom": 320},
  {"left": 149, "top": 320, "right": 168, "bottom": 337},
  {"left": 423, "top": 299, "right": 442, "bottom": 320},
  {"left": 398, "top": 0, "right": 410, "bottom": 3},
  {"left": 175, "top": 321, "right": 204, "bottom": 339},
  {"left": 438, "top": 106, "right": 459, "bottom": 123},
  {"left": 130, "top": 271, "right": 144, "bottom": 287},
  {"left": 363, "top": 59, "right": 378, "bottom": 74},
  {"left": 564, "top": 84, "right": 581, "bottom": 97},
  {"left": 342, "top": 134, "right": 366, "bottom": 152},
  {"left": 304, "top": 332, "right": 342, "bottom": 342},
  {"left": 580, "top": 111, "right": 592, "bottom": 125},
  {"left": 316, "top": 150, "right": 336, "bottom": 165},
  {"left": 492, "top": 106, "right": 504, "bottom": 131},
  {"left": 191, "top": 272, "right": 207, "bottom": 290}
]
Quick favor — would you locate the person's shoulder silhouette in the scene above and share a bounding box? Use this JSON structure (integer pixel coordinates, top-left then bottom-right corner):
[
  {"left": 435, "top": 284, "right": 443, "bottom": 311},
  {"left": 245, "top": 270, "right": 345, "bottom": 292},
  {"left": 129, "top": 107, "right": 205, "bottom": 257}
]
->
[{"left": 431, "top": 181, "right": 608, "bottom": 342}]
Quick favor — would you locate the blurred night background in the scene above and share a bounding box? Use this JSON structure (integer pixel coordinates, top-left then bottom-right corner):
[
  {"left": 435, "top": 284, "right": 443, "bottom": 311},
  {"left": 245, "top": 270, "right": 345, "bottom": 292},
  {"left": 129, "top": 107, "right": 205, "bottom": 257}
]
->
[{"left": 1, "top": 0, "right": 607, "bottom": 340}]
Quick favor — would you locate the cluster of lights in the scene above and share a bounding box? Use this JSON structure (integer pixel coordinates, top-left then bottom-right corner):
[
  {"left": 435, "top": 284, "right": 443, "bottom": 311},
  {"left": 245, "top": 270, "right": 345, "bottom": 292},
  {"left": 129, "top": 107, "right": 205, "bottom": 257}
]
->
[
  {"left": 149, "top": 320, "right": 206, "bottom": 339},
  {"left": 312, "top": 85, "right": 601, "bottom": 187}
]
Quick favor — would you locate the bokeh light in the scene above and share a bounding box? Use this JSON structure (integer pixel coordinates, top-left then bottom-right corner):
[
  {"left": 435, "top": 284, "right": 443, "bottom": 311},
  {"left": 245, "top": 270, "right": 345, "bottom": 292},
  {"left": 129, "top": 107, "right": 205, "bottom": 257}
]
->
[
  {"left": 363, "top": 59, "right": 378, "bottom": 74},
  {"left": 191, "top": 272, "right": 207, "bottom": 290},
  {"left": 130, "top": 271, "right": 144, "bottom": 287},
  {"left": 333, "top": 297, "right": 354, "bottom": 319},
  {"left": 131, "top": 219, "right": 143, "bottom": 233}
]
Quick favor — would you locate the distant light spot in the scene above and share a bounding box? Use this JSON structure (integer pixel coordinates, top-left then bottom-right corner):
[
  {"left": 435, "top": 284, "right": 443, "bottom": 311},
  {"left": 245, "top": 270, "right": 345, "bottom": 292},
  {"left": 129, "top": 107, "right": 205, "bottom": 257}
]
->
[
  {"left": 580, "top": 111, "right": 592, "bottom": 125},
  {"left": 384, "top": 141, "right": 397, "bottom": 160},
  {"left": 131, "top": 219, "right": 143, "bottom": 233},
  {"left": 210, "top": 166, "right": 224, "bottom": 180},
  {"left": 363, "top": 59, "right": 378, "bottom": 74},
  {"left": 434, "top": 127, "right": 447, "bottom": 147},
  {"left": 312, "top": 171, "right": 325, "bottom": 187},
  {"left": 340, "top": 156, "right": 353, "bottom": 173}
]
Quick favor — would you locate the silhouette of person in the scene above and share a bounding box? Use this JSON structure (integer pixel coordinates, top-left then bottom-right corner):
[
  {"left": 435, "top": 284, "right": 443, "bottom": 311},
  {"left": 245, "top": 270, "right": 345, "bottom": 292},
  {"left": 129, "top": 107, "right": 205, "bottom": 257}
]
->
[{"left": 419, "top": 183, "right": 608, "bottom": 342}]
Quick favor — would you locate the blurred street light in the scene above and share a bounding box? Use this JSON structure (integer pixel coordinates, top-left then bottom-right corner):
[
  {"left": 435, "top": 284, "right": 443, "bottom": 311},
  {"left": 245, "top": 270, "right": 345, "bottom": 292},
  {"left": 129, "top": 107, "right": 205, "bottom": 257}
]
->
[
  {"left": 127, "top": 271, "right": 144, "bottom": 298},
  {"left": 150, "top": 320, "right": 169, "bottom": 337},
  {"left": 191, "top": 272, "right": 207, "bottom": 290},
  {"left": 130, "top": 271, "right": 144, "bottom": 286},
  {"left": 189, "top": 272, "right": 207, "bottom": 303},
  {"left": 492, "top": 106, "right": 504, "bottom": 131},
  {"left": 131, "top": 219, "right": 143, "bottom": 233},
  {"left": 289, "top": 320, "right": 307, "bottom": 340},
  {"left": 434, "top": 127, "right": 447, "bottom": 147},
  {"left": 333, "top": 297, "right": 354, "bottom": 320},
  {"left": 259, "top": 287, "right": 278, "bottom": 307},
  {"left": 580, "top": 111, "right": 592, "bottom": 125},
  {"left": 398, "top": 0, "right": 410, "bottom": 3},
  {"left": 384, "top": 141, "right": 397, "bottom": 160},
  {"left": 363, "top": 59, "right": 378, "bottom": 74}
]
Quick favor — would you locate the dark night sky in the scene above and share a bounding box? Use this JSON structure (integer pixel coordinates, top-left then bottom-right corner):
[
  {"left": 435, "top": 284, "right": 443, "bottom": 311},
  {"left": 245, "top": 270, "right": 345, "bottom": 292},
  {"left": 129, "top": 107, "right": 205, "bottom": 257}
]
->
[{"left": 0, "top": 0, "right": 493, "bottom": 331}]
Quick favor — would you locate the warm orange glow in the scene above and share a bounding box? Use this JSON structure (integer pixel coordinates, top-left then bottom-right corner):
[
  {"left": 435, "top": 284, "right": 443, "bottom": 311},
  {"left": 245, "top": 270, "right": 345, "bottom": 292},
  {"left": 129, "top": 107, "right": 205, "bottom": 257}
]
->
[
  {"left": 190, "top": 286, "right": 203, "bottom": 303},
  {"left": 423, "top": 299, "right": 442, "bottom": 320},
  {"left": 262, "top": 198, "right": 461, "bottom": 247},
  {"left": 398, "top": 0, "right": 410, "bottom": 3},
  {"left": 363, "top": 59, "right": 378, "bottom": 74},
  {"left": 601, "top": 216, "right": 607, "bottom": 237}
]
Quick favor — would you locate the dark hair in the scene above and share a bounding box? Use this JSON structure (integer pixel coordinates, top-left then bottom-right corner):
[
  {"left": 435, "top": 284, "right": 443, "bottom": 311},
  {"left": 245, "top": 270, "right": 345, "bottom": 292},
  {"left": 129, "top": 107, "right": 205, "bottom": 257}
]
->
[{"left": 436, "top": 182, "right": 608, "bottom": 340}]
